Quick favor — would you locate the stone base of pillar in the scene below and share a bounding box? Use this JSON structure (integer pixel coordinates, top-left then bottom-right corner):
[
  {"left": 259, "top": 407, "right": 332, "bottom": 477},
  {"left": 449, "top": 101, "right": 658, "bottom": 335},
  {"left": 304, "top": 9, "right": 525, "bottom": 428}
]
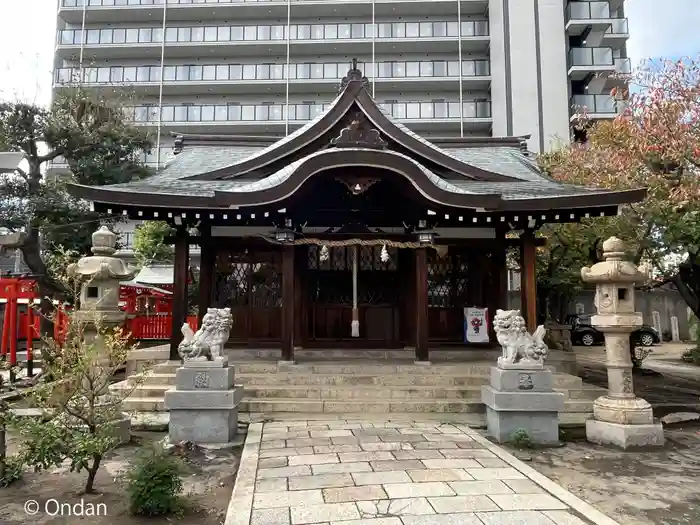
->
[
  {"left": 165, "top": 358, "right": 242, "bottom": 446},
  {"left": 586, "top": 419, "right": 664, "bottom": 449},
  {"left": 592, "top": 395, "right": 656, "bottom": 425},
  {"left": 586, "top": 395, "right": 664, "bottom": 449},
  {"left": 481, "top": 367, "right": 565, "bottom": 445}
]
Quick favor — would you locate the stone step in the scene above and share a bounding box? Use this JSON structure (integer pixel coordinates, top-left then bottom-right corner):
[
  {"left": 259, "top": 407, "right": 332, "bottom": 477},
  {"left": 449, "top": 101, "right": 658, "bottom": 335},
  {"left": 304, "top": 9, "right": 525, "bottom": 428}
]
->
[
  {"left": 152, "top": 361, "right": 496, "bottom": 376},
  {"left": 243, "top": 385, "right": 484, "bottom": 401},
  {"left": 235, "top": 373, "right": 488, "bottom": 387},
  {"left": 123, "top": 396, "right": 167, "bottom": 412},
  {"left": 111, "top": 383, "right": 172, "bottom": 398},
  {"left": 122, "top": 396, "right": 595, "bottom": 416},
  {"left": 241, "top": 398, "right": 486, "bottom": 414},
  {"left": 563, "top": 400, "right": 595, "bottom": 413},
  {"left": 124, "top": 370, "right": 583, "bottom": 390},
  {"left": 566, "top": 387, "right": 605, "bottom": 400},
  {"left": 128, "top": 372, "right": 176, "bottom": 386}
]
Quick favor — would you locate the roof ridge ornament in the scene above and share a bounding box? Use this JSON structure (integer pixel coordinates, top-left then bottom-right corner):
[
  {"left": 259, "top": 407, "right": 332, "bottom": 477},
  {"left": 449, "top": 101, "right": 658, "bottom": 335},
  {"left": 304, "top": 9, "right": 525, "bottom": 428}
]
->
[
  {"left": 338, "top": 58, "right": 371, "bottom": 94},
  {"left": 330, "top": 111, "right": 387, "bottom": 150}
]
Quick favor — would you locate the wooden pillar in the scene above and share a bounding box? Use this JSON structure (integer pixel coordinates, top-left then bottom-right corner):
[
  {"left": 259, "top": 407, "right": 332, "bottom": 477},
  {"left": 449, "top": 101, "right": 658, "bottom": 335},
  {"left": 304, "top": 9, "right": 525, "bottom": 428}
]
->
[
  {"left": 415, "top": 247, "right": 429, "bottom": 361},
  {"left": 293, "top": 246, "right": 305, "bottom": 348},
  {"left": 398, "top": 249, "right": 415, "bottom": 347},
  {"left": 197, "top": 224, "right": 215, "bottom": 326},
  {"left": 520, "top": 230, "right": 537, "bottom": 333},
  {"left": 170, "top": 227, "right": 189, "bottom": 361},
  {"left": 489, "top": 244, "right": 508, "bottom": 342},
  {"left": 281, "top": 245, "right": 295, "bottom": 362}
]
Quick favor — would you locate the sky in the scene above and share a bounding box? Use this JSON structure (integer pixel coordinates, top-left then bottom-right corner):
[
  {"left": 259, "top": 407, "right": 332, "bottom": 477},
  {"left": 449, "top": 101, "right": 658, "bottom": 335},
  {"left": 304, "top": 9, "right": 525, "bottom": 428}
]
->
[{"left": 0, "top": 0, "right": 699, "bottom": 106}]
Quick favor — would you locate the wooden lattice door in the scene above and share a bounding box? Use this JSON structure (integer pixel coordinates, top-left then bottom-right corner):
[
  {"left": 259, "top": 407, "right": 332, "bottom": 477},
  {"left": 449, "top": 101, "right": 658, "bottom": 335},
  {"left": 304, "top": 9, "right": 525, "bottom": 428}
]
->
[
  {"left": 213, "top": 249, "right": 282, "bottom": 343},
  {"left": 305, "top": 245, "right": 401, "bottom": 346},
  {"left": 427, "top": 250, "right": 470, "bottom": 342}
]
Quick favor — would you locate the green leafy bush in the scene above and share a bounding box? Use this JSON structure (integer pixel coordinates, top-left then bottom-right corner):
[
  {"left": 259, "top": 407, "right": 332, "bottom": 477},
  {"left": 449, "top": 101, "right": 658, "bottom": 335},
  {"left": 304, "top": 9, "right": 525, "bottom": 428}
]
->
[
  {"left": 510, "top": 429, "right": 534, "bottom": 449},
  {"left": 682, "top": 345, "right": 700, "bottom": 365},
  {"left": 0, "top": 454, "right": 25, "bottom": 487},
  {"left": 125, "top": 446, "right": 185, "bottom": 516}
]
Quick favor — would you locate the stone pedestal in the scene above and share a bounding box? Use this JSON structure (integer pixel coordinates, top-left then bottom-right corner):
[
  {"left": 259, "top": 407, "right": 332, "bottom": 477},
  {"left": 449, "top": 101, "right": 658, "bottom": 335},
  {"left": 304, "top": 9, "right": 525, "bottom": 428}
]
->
[
  {"left": 482, "top": 366, "right": 564, "bottom": 445},
  {"left": 164, "top": 358, "right": 242, "bottom": 445}
]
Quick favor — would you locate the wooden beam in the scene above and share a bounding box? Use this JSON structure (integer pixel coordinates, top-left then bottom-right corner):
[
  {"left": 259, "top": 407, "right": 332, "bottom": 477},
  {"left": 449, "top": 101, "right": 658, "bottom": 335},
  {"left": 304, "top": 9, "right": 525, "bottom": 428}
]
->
[
  {"left": 281, "top": 245, "right": 295, "bottom": 362},
  {"left": 520, "top": 230, "right": 538, "bottom": 333},
  {"left": 197, "top": 224, "right": 214, "bottom": 326},
  {"left": 170, "top": 228, "right": 189, "bottom": 361},
  {"left": 415, "top": 247, "right": 429, "bottom": 362}
]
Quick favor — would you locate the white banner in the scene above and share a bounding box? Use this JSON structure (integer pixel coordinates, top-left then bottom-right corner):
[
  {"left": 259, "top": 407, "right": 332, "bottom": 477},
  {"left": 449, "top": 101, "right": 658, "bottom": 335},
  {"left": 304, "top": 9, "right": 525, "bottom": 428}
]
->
[{"left": 464, "top": 307, "right": 490, "bottom": 343}]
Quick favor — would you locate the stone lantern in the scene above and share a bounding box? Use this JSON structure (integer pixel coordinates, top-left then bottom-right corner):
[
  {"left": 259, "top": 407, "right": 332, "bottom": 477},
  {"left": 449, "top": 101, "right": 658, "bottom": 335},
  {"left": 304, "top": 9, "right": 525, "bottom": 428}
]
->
[
  {"left": 68, "top": 225, "right": 136, "bottom": 327},
  {"left": 581, "top": 236, "right": 664, "bottom": 448}
]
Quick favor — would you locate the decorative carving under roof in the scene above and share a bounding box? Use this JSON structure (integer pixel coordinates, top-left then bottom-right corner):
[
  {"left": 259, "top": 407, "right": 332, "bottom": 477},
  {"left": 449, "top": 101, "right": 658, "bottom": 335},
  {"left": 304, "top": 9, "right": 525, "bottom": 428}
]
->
[
  {"left": 335, "top": 176, "right": 380, "bottom": 195},
  {"left": 338, "top": 58, "right": 371, "bottom": 94},
  {"left": 330, "top": 111, "right": 387, "bottom": 150}
]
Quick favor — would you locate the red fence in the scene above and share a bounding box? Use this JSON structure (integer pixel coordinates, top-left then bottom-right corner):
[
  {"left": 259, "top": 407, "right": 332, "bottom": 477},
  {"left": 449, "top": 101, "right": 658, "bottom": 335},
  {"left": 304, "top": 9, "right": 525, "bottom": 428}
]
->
[
  {"left": 127, "top": 314, "right": 199, "bottom": 340},
  {"left": 3, "top": 309, "right": 198, "bottom": 346}
]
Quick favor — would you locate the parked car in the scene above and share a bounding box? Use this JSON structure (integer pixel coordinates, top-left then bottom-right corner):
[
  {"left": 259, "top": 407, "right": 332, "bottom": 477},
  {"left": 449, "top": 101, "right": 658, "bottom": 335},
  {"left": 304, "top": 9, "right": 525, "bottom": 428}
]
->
[{"left": 565, "top": 314, "right": 660, "bottom": 347}]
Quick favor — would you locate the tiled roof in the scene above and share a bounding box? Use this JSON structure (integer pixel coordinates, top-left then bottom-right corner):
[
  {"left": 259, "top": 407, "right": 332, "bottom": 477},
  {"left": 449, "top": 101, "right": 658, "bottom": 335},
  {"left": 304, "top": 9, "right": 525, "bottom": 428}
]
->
[
  {"left": 87, "top": 141, "right": 610, "bottom": 202},
  {"left": 67, "top": 72, "right": 641, "bottom": 209}
]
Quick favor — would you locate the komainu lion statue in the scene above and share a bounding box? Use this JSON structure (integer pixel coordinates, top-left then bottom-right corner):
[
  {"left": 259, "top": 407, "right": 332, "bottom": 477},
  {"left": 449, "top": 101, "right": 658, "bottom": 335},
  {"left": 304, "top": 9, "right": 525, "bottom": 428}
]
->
[
  {"left": 493, "top": 309, "right": 549, "bottom": 368},
  {"left": 178, "top": 308, "right": 233, "bottom": 361}
]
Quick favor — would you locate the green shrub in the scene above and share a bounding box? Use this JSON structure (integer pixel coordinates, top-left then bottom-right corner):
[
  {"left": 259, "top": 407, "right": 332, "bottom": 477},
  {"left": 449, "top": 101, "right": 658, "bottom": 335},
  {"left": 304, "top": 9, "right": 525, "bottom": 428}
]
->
[
  {"left": 510, "top": 429, "right": 534, "bottom": 449},
  {"left": 682, "top": 345, "right": 700, "bottom": 365},
  {"left": 0, "top": 455, "right": 25, "bottom": 487},
  {"left": 125, "top": 446, "right": 185, "bottom": 516}
]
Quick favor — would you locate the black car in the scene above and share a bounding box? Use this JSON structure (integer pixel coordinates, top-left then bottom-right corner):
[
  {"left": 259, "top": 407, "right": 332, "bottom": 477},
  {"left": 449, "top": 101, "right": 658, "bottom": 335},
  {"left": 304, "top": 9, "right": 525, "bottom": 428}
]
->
[{"left": 565, "top": 314, "right": 660, "bottom": 347}]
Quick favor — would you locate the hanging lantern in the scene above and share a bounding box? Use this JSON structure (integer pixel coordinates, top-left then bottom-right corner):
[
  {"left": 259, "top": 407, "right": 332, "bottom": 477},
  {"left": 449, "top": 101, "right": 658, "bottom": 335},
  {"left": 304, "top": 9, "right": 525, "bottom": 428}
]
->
[
  {"left": 416, "top": 230, "right": 436, "bottom": 245},
  {"left": 380, "top": 244, "right": 390, "bottom": 263},
  {"left": 274, "top": 228, "right": 295, "bottom": 243},
  {"left": 319, "top": 245, "right": 329, "bottom": 262}
]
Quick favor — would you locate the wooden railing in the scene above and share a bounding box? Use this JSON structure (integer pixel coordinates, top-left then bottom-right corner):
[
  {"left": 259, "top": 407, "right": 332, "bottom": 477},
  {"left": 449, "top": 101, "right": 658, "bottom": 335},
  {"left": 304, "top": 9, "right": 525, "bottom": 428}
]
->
[
  {"left": 127, "top": 314, "right": 199, "bottom": 340},
  {"left": 7, "top": 311, "right": 198, "bottom": 343}
]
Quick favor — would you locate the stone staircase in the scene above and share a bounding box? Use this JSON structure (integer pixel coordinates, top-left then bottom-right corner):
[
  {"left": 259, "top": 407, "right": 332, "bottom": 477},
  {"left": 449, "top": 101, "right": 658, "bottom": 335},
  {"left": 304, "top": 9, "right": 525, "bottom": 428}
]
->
[{"left": 111, "top": 356, "right": 604, "bottom": 420}]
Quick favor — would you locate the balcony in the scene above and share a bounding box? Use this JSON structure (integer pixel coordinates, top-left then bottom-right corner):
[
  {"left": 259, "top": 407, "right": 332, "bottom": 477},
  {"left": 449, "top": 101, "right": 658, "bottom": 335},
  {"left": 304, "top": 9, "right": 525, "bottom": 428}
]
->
[
  {"left": 55, "top": 20, "right": 490, "bottom": 60},
  {"left": 565, "top": 2, "right": 629, "bottom": 45},
  {"left": 54, "top": 59, "right": 492, "bottom": 95},
  {"left": 57, "top": 0, "right": 491, "bottom": 24},
  {"left": 566, "top": 1, "right": 613, "bottom": 35},
  {"left": 614, "top": 57, "right": 631, "bottom": 74},
  {"left": 567, "top": 47, "right": 615, "bottom": 80},
  {"left": 570, "top": 94, "right": 622, "bottom": 119},
  {"left": 49, "top": 148, "right": 172, "bottom": 173},
  {"left": 602, "top": 17, "right": 630, "bottom": 47},
  {"left": 124, "top": 100, "right": 493, "bottom": 134}
]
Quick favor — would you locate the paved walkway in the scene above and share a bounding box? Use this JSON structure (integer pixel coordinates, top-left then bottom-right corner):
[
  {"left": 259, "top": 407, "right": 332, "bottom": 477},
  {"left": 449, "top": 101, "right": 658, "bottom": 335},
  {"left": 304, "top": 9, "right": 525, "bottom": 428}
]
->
[{"left": 225, "top": 419, "right": 620, "bottom": 525}]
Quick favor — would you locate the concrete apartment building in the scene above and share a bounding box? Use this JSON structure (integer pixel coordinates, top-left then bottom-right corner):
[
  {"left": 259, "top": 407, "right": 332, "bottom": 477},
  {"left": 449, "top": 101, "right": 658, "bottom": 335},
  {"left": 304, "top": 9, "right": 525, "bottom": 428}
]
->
[{"left": 51, "top": 0, "right": 629, "bottom": 251}]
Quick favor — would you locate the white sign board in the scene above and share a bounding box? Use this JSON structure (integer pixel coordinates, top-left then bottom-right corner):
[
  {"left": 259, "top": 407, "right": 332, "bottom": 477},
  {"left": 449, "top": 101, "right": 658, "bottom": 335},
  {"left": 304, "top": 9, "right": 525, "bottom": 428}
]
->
[{"left": 464, "top": 307, "right": 490, "bottom": 343}]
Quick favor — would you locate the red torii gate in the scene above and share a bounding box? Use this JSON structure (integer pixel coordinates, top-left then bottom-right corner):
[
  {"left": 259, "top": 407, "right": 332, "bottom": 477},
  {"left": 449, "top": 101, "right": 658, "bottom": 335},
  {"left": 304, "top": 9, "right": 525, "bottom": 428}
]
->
[{"left": 0, "top": 277, "right": 39, "bottom": 378}]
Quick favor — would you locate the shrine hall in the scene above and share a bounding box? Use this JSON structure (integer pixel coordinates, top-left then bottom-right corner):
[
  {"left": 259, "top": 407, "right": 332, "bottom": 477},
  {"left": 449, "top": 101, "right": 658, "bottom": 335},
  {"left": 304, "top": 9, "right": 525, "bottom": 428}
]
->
[{"left": 67, "top": 62, "right": 645, "bottom": 362}]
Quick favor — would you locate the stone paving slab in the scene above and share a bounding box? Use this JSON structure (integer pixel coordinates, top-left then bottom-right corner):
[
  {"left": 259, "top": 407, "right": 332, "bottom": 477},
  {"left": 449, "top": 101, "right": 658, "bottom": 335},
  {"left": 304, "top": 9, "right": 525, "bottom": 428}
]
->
[{"left": 224, "top": 419, "right": 622, "bottom": 525}]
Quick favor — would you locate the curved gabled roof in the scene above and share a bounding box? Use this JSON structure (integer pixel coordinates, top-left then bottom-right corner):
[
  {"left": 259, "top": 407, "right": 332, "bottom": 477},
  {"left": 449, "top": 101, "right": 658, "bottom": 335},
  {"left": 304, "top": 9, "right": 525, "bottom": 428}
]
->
[{"left": 66, "top": 60, "right": 646, "bottom": 214}]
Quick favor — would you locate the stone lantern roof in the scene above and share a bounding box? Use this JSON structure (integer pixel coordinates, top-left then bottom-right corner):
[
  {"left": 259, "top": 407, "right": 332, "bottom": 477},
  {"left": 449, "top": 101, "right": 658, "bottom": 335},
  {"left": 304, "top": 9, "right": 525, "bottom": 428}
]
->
[{"left": 581, "top": 237, "right": 650, "bottom": 285}]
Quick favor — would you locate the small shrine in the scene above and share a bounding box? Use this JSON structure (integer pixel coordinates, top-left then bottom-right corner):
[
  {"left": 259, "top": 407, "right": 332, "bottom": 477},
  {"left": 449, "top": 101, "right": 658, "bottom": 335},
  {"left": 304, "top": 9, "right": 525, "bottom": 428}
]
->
[{"left": 67, "top": 61, "right": 646, "bottom": 359}]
